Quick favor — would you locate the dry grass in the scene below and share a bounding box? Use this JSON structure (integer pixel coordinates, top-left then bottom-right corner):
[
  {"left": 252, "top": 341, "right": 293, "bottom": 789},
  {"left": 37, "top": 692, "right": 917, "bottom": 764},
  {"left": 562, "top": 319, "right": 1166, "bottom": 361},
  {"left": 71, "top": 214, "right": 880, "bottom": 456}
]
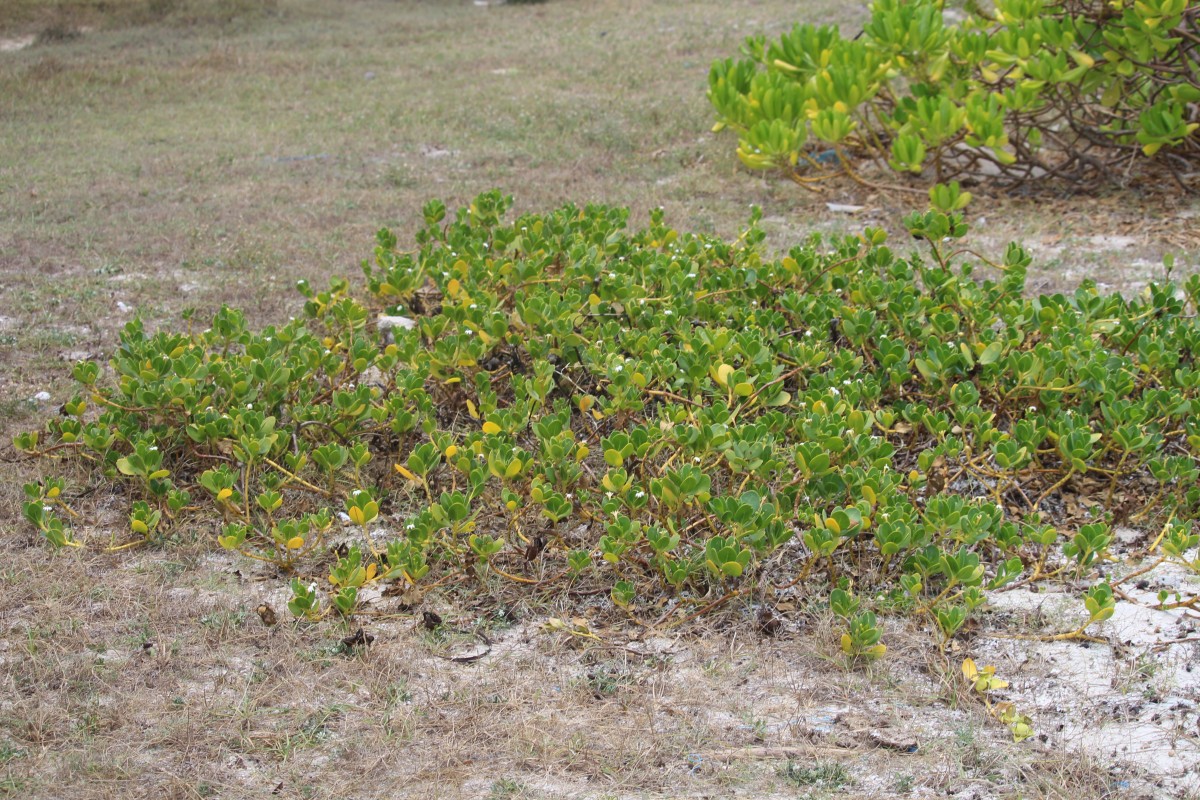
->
[
  {"left": 1, "top": 1, "right": 1198, "bottom": 798},
  {"left": 1, "top": 536, "right": 1129, "bottom": 798}
]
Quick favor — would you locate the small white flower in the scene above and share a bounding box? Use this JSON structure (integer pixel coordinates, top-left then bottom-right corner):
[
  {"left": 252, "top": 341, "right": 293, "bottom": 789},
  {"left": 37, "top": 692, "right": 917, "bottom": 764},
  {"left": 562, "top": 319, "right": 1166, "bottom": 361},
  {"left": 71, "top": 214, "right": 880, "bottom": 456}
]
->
[
  {"left": 693, "top": 456, "right": 701, "bottom": 462},
  {"left": 609, "top": 272, "right": 617, "bottom": 279},
  {"left": 639, "top": 298, "right": 646, "bottom": 305},
  {"left": 635, "top": 490, "right": 645, "bottom": 498},
  {"left": 687, "top": 272, "right": 696, "bottom": 278},
  {"left": 352, "top": 490, "right": 362, "bottom": 496},
  {"left": 804, "top": 330, "right": 812, "bottom": 337},
  {"left": 43, "top": 505, "right": 52, "bottom": 512},
  {"left": 843, "top": 379, "right": 851, "bottom": 386},
  {"left": 407, "top": 523, "right": 416, "bottom": 530},
  {"left": 264, "top": 337, "right": 272, "bottom": 342},
  {"left": 148, "top": 445, "right": 158, "bottom": 451},
  {"left": 565, "top": 493, "right": 572, "bottom": 499},
  {"left": 665, "top": 310, "right": 674, "bottom": 315},
  {"left": 1028, "top": 406, "right": 1037, "bottom": 413},
  {"left": 308, "top": 582, "right": 317, "bottom": 595},
  {"left": 613, "top": 365, "right": 623, "bottom": 372},
  {"left": 830, "top": 387, "right": 841, "bottom": 396},
  {"left": 469, "top": 303, "right": 477, "bottom": 309},
  {"left": 246, "top": 404, "right": 253, "bottom": 410}
]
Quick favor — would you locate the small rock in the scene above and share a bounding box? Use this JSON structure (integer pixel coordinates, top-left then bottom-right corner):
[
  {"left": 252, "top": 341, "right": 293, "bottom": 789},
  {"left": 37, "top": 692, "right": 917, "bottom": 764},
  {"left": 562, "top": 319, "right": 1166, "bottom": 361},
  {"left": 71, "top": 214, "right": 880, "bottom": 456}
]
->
[
  {"left": 377, "top": 314, "right": 417, "bottom": 331},
  {"left": 378, "top": 315, "right": 417, "bottom": 344},
  {"left": 116, "top": 300, "right": 131, "bottom": 313},
  {"left": 826, "top": 203, "right": 865, "bottom": 213},
  {"left": 32, "top": 391, "right": 52, "bottom": 403}
]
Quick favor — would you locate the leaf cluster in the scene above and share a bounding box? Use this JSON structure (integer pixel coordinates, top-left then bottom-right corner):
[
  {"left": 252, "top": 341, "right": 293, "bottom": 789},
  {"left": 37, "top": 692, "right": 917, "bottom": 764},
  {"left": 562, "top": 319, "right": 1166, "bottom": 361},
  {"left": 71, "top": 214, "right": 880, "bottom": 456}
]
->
[
  {"left": 709, "top": 0, "right": 1200, "bottom": 190},
  {"left": 15, "top": 191, "right": 1200, "bottom": 643}
]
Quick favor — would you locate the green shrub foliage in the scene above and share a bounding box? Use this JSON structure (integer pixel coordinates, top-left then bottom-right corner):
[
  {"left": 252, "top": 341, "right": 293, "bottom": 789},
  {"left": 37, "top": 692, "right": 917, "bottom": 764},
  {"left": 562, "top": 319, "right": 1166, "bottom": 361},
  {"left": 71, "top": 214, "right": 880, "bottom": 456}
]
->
[
  {"left": 16, "top": 192, "right": 1200, "bottom": 640},
  {"left": 709, "top": 0, "right": 1200, "bottom": 189}
]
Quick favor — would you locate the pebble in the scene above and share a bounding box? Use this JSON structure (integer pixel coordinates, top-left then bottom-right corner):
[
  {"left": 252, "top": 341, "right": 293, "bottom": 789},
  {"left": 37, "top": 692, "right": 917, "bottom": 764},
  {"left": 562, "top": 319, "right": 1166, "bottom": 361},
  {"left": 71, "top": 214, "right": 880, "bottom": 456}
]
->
[{"left": 32, "top": 391, "right": 52, "bottom": 403}]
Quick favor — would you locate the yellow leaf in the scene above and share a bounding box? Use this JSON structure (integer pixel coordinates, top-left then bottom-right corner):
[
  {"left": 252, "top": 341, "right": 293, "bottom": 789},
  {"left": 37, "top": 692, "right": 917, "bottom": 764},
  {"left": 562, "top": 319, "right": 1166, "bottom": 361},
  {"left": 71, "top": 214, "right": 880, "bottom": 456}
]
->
[
  {"left": 46, "top": 486, "right": 60, "bottom": 499},
  {"left": 482, "top": 421, "right": 502, "bottom": 435},
  {"left": 447, "top": 278, "right": 462, "bottom": 298},
  {"left": 365, "top": 563, "right": 377, "bottom": 581},
  {"left": 466, "top": 399, "right": 480, "bottom": 419},
  {"left": 394, "top": 464, "right": 416, "bottom": 480},
  {"left": 286, "top": 536, "right": 305, "bottom": 550},
  {"left": 962, "top": 658, "right": 978, "bottom": 680},
  {"left": 216, "top": 488, "right": 233, "bottom": 502},
  {"left": 348, "top": 506, "right": 366, "bottom": 526},
  {"left": 444, "top": 445, "right": 458, "bottom": 458},
  {"left": 716, "top": 363, "right": 734, "bottom": 387},
  {"left": 131, "top": 519, "right": 148, "bottom": 535}
]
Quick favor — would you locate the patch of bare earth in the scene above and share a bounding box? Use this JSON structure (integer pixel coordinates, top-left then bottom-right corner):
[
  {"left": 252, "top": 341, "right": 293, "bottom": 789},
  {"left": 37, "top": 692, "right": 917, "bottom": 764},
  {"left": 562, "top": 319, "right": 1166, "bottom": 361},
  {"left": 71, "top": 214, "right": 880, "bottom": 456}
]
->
[{"left": 1, "top": 515, "right": 1196, "bottom": 799}]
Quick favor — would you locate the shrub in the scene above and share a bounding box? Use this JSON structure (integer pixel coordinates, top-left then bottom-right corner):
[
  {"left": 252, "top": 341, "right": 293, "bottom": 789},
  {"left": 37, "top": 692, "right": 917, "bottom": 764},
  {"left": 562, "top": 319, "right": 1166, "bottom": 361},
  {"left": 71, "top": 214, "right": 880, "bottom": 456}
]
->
[
  {"left": 709, "top": 0, "right": 1200, "bottom": 192},
  {"left": 14, "top": 191, "right": 1200, "bottom": 647}
]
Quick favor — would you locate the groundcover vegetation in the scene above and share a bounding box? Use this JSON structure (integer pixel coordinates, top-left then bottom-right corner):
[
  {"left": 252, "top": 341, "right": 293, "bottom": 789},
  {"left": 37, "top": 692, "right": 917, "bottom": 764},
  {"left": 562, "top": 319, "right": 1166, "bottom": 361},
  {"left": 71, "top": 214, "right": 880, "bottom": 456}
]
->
[
  {"left": 15, "top": 193, "right": 1200, "bottom": 701},
  {"left": 709, "top": 0, "right": 1200, "bottom": 190}
]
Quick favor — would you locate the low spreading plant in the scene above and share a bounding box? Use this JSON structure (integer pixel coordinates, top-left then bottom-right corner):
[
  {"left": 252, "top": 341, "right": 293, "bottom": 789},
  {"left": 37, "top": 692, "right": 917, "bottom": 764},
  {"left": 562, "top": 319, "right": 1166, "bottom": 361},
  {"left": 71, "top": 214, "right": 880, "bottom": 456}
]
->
[
  {"left": 14, "top": 191, "right": 1200, "bottom": 662},
  {"left": 709, "top": 0, "right": 1200, "bottom": 193}
]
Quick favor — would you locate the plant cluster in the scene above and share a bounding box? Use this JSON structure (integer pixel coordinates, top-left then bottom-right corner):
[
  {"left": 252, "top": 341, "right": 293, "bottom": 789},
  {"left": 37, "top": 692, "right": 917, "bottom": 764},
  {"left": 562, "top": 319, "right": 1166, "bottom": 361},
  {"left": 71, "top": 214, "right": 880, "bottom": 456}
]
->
[
  {"left": 709, "top": 0, "right": 1200, "bottom": 192},
  {"left": 14, "top": 191, "right": 1200, "bottom": 657}
]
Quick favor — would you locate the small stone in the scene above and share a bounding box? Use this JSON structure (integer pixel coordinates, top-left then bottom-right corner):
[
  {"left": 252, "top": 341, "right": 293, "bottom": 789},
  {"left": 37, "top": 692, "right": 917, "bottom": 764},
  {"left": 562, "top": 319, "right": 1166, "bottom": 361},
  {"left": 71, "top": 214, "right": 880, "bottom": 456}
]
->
[
  {"left": 377, "top": 315, "right": 417, "bottom": 331},
  {"left": 377, "top": 315, "right": 417, "bottom": 344},
  {"left": 33, "top": 391, "right": 52, "bottom": 403}
]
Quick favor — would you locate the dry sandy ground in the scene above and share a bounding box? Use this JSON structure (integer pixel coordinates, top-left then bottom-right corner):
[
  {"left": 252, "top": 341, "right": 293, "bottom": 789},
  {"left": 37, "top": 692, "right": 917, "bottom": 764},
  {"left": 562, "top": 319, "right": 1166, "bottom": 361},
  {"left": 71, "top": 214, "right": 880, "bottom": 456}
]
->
[{"left": 2, "top": 517, "right": 1197, "bottom": 800}]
